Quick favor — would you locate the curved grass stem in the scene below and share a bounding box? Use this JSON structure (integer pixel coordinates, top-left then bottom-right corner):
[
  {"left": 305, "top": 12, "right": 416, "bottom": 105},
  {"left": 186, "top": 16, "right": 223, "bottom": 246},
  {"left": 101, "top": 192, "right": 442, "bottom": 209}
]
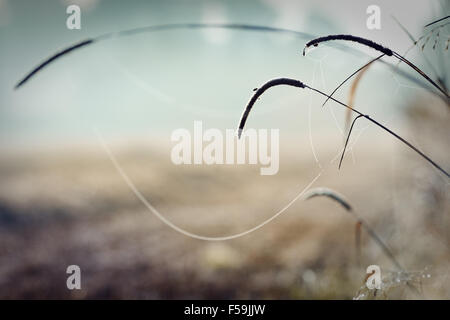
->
[
  {"left": 339, "top": 114, "right": 364, "bottom": 169},
  {"left": 424, "top": 15, "right": 450, "bottom": 28},
  {"left": 304, "top": 187, "right": 404, "bottom": 271},
  {"left": 238, "top": 78, "right": 449, "bottom": 178},
  {"left": 321, "top": 54, "right": 385, "bottom": 108},
  {"left": 304, "top": 34, "right": 449, "bottom": 100}
]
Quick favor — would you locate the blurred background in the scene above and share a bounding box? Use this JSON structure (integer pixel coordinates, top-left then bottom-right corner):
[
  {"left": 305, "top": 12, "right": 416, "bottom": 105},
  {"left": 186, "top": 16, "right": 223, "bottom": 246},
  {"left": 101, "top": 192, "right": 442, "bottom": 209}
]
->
[{"left": 0, "top": 0, "right": 448, "bottom": 299}]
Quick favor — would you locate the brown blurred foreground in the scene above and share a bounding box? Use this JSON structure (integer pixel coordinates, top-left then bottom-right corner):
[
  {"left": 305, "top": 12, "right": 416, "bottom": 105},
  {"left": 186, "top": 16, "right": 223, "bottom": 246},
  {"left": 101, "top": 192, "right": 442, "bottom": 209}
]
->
[{"left": 0, "top": 104, "right": 448, "bottom": 299}]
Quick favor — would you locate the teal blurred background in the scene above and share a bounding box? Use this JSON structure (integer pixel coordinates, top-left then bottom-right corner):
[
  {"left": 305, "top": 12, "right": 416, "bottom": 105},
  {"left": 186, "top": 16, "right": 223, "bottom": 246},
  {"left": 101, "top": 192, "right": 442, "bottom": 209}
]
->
[
  {"left": 0, "top": 0, "right": 449, "bottom": 300},
  {"left": 0, "top": 0, "right": 446, "bottom": 149}
]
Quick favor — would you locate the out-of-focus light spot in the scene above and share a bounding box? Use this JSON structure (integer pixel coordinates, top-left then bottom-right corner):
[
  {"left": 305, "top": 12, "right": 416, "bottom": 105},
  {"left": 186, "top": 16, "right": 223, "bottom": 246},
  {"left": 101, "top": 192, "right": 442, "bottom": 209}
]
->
[
  {"left": 202, "top": 2, "right": 230, "bottom": 45},
  {"left": 261, "top": 0, "right": 306, "bottom": 43},
  {"left": 302, "top": 269, "right": 317, "bottom": 284}
]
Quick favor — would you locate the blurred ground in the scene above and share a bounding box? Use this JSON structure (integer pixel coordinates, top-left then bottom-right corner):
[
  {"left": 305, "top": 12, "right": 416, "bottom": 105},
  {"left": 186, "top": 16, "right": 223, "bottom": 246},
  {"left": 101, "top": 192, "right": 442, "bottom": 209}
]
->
[{"left": 0, "top": 101, "right": 448, "bottom": 299}]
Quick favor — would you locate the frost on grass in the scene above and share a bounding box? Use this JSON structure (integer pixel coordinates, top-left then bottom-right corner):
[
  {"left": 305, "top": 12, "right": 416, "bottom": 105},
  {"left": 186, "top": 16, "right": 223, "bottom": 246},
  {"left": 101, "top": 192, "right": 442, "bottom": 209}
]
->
[{"left": 353, "top": 267, "right": 433, "bottom": 300}]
